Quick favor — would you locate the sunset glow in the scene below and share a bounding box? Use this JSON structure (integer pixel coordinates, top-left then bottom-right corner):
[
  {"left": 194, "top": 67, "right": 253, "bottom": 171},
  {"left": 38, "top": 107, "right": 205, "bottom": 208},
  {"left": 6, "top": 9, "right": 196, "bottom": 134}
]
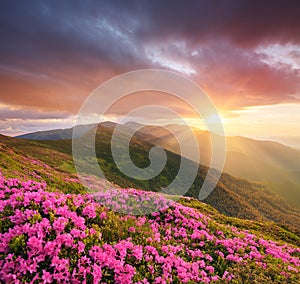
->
[{"left": 0, "top": 1, "right": 299, "bottom": 148}]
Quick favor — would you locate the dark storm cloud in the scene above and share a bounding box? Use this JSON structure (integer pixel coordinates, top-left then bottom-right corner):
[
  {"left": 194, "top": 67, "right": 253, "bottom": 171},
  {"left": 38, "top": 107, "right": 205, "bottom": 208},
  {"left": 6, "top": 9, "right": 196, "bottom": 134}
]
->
[
  {"left": 0, "top": 0, "right": 147, "bottom": 111},
  {"left": 0, "top": 1, "right": 141, "bottom": 72},
  {"left": 0, "top": 0, "right": 300, "bottom": 114},
  {"left": 1, "top": 0, "right": 300, "bottom": 71},
  {"left": 132, "top": 0, "right": 300, "bottom": 47}
]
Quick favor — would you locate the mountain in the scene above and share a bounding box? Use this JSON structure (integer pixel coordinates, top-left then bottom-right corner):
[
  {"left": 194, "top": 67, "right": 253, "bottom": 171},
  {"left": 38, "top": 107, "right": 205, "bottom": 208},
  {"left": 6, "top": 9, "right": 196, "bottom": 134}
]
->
[
  {"left": 20, "top": 122, "right": 300, "bottom": 209},
  {"left": 16, "top": 123, "right": 98, "bottom": 140},
  {"left": 124, "top": 123, "right": 300, "bottom": 209},
  {"left": 4, "top": 124, "right": 300, "bottom": 230}
]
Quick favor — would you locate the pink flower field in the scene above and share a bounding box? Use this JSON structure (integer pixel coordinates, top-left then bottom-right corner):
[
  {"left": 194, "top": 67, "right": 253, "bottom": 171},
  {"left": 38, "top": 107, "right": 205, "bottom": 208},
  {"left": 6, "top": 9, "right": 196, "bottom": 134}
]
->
[{"left": 0, "top": 174, "right": 299, "bottom": 283}]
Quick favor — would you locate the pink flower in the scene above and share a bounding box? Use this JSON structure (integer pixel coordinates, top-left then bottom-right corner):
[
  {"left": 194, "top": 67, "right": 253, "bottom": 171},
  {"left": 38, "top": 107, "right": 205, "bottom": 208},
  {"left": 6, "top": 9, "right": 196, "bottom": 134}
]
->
[
  {"left": 1, "top": 175, "right": 300, "bottom": 283},
  {"left": 42, "top": 270, "right": 52, "bottom": 284},
  {"left": 78, "top": 241, "right": 85, "bottom": 253},
  {"left": 27, "top": 236, "right": 43, "bottom": 254},
  {"left": 128, "top": 226, "right": 136, "bottom": 233},
  {"left": 82, "top": 204, "right": 96, "bottom": 219},
  {"left": 53, "top": 217, "right": 68, "bottom": 233},
  {"left": 132, "top": 246, "right": 143, "bottom": 261},
  {"left": 100, "top": 211, "right": 107, "bottom": 220},
  {"left": 92, "top": 263, "right": 102, "bottom": 283}
]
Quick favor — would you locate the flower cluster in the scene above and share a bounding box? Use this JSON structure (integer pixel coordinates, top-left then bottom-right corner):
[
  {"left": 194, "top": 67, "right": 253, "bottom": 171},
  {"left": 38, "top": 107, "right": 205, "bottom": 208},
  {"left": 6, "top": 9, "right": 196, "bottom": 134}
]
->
[{"left": 0, "top": 174, "right": 299, "bottom": 283}]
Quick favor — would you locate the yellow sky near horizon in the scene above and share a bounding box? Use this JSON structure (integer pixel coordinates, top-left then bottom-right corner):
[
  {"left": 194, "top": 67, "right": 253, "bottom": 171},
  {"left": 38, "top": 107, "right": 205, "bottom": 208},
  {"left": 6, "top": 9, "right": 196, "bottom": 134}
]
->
[
  {"left": 1, "top": 2, "right": 300, "bottom": 150},
  {"left": 2, "top": 99, "right": 299, "bottom": 149}
]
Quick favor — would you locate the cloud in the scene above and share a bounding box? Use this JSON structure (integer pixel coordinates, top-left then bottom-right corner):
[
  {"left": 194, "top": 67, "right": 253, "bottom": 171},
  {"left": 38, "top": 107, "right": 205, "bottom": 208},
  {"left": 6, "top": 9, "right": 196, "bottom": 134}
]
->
[
  {"left": 0, "top": 104, "right": 70, "bottom": 121},
  {"left": 0, "top": 104, "right": 76, "bottom": 136},
  {"left": 190, "top": 42, "right": 300, "bottom": 108},
  {"left": 0, "top": 0, "right": 300, "bottom": 118},
  {"left": 133, "top": 0, "right": 300, "bottom": 47}
]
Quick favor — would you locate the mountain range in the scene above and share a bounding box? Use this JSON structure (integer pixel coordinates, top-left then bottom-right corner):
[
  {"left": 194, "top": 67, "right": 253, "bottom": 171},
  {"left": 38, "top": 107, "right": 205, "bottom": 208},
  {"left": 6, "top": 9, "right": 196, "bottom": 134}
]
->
[
  {"left": 17, "top": 121, "right": 300, "bottom": 209},
  {"left": 1, "top": 122, "right": 298, "bottom": 231}
]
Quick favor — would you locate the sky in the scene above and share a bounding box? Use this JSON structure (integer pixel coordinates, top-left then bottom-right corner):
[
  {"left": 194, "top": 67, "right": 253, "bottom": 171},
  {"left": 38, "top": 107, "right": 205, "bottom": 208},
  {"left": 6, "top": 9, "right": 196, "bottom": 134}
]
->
[{"left": 0, "top": 0, "right": 300, "bottom": 148}]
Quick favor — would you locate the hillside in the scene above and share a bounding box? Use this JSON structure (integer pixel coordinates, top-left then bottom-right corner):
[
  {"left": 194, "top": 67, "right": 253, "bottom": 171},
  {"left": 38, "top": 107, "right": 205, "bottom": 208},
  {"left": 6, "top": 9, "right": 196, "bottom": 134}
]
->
[
  {"left": 16, "top": 122, "right": 300, "bottom": 211},
  {"left": 123, "top": 123, "right": 300, "bottom": 209},
  {"left": 0, "top": 174, "right": 299, "bottom": 283},
  {"left": 3, "top": 125, "right": 300, "bottom": 231},
  {"left": 0, "top": 135, "right": 114, "bottom": 194}
]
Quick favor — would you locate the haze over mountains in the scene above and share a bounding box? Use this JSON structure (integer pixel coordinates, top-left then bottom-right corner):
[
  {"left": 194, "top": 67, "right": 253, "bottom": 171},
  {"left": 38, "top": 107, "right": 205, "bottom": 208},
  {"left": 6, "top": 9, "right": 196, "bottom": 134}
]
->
[
  {"left": 17, "top": 121, "right": 300, "bottom": 209},
  {"left": 130, "top": 123, "right": 300, "bottom": 209},
  {"left": 3, "top": 121, "right": 296, "bottom": 231}
]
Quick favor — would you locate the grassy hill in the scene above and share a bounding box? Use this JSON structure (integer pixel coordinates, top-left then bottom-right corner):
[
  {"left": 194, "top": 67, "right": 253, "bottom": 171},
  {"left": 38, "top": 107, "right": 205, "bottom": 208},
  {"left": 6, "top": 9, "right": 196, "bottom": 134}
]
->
[
  {"left": 123, "top": 123, "right": 300, "bottom": 209},
  {"left": 17, "top": 122, "right": 300, "bottom": 209},
  {"left": 2, "top": 124, "right": 300, "bottom": 231},
  {"left": 0, "top": 135, "right": 114, "bottom": 194}
]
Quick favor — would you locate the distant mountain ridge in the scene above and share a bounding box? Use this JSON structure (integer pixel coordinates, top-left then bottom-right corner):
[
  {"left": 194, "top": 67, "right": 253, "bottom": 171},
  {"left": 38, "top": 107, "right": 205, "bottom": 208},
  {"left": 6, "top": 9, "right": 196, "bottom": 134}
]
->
[
  {"left": 2, "top": 124, "right": 300, "bottom": 230},
  {"left": 132, "top": 123, "right": 300, "bottom": 209},
  {"left": 15, "top": 121, "right": 300, "bottom": 209},
  {"left": 16, "top": 123, "right": 98, "bottom": 140}
]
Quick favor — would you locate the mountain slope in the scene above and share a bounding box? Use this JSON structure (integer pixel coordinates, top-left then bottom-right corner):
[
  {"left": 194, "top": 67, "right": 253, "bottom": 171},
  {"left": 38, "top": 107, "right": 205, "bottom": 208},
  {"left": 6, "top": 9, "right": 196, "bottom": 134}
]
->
[
  {"left": 0, "top": 134, "right": 115, "bottom": 194},
  {"left": 3, "top": 125, "right": 300, "bottom": 230},
  {"left": 124, "top": 123, "right": 300, "bottom": 209}
]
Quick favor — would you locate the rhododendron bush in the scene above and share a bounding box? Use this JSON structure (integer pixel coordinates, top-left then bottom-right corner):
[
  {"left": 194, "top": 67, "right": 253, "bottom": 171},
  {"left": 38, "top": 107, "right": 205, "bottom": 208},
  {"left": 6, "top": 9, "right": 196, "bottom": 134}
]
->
[{"left": 0, "top": 174, "right": 299, "bottom": 283}]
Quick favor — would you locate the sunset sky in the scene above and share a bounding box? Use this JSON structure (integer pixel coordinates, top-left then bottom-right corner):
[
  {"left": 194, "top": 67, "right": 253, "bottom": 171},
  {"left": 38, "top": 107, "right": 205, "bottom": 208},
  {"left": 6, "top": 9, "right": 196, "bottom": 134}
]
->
[{"left": 0, "top": 1, "right": 300, "bottom": 148}]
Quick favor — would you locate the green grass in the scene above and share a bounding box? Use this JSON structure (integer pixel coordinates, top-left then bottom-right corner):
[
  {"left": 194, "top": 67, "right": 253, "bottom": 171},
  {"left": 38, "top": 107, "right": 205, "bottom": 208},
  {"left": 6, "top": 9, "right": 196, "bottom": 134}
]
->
[{"left": 1, "top": 128, "right": 300, "bottom": 232}]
